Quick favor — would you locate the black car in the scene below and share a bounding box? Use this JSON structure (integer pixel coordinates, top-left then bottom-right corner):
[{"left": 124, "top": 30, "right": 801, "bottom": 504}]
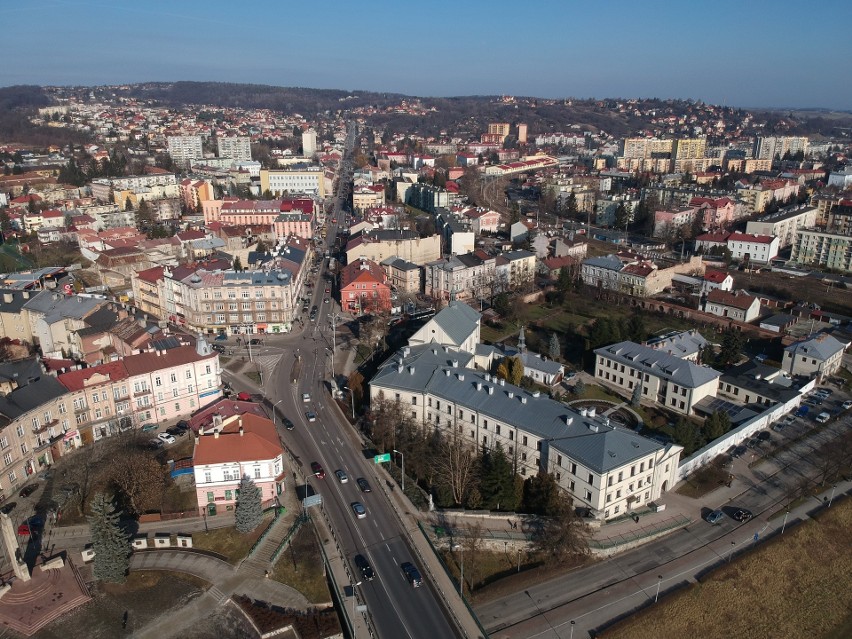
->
[
  {"left": 356, "top": 478, "right": 371, "bottom": 493},
  {"left": 166, "top": 426, "right": 185, "bottom": 438},
  {"left": 211, "top": 343, "right": 226, "bottom": 353},
  {"left": 0, "top": 501, "right": 17, "bottom": 514},
  {"left": 283, "top": 417, "right": 295, "bottom": 431},
  {"left": 19, "top": 484, "right": 38, "bottom": 498},
  {"left": 354, "top": 554, "right": 374, "bottom": 581},
  {"left": 401, "top": 561, "right": 422, "bottom": 588},
  {"left": 249, "top": 338, "right": 262, "bottom": 346},
  {"left": 731, "top": 446, "right": 747, "bottom": 458},
  {"left": 732, "top": 509, "right": 753, "bottom": 522}
]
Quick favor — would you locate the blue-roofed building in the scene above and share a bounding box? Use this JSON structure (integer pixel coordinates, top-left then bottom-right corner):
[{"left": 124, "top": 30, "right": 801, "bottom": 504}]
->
[
  {"left": 594, "top": 341, "right": 721, "bottom": 416},
  {"left": 370, "top": 343, "right": 682, "bottom": 520}
]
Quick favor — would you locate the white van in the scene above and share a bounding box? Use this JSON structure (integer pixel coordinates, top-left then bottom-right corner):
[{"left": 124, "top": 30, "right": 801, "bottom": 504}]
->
[{"left": 815, "top": 412, "right": 831, "bottom": 424}]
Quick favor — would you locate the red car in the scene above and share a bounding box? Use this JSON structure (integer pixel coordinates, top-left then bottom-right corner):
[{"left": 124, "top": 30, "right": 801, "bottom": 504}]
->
[{"left": 236, "top": 392, "right": 252, "bottom": 401}]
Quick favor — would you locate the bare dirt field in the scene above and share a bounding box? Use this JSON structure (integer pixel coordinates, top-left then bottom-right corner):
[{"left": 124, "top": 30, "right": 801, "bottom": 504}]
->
[{"left": 601, "top": 498, "right": 852, "bottom": 639}]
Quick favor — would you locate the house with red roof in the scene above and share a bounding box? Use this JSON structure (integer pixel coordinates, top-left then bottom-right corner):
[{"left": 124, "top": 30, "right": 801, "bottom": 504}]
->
[
  {"left": 701, "top": 269, "right": 733, "bottom": 294},
  {"left": 339, "top": 258, "right": 392, "bottom": 315},
  {"left": 192, "top": 412, "right": 285, "bottom": 516},
  {"left": 703, "top": 289, "right": 761, "bottom": 323},
  {"left": 726, "top": 232, "right": 779, "bottom": 264}
]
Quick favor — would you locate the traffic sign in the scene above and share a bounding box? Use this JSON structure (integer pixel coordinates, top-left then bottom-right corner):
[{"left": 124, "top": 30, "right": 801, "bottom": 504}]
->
[
  {"left": 753, "top": 532, "right": 759, "bottom": 542},
  {"left": 374, "top": 453, "right": 391, "bottom": 464},
  {"left": 303, "top": 494, "right": 323, "bottom": 508}
]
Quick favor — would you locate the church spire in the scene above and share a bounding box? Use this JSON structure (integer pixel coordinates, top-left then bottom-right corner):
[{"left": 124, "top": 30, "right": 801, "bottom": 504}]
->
[{"left": 518, "top": 325, "right": 526, "bottom": 353}]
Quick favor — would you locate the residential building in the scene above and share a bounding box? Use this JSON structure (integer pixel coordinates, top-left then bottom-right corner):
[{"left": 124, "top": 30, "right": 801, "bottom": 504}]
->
[
  {"left": 783, "top": 333, "right": 847, "bottom": 379},
  {"left": 179, "top": 179, "right": 214, "bottom": 212},
  {"left": 370, "top": 344, "right": 681, "bottom": 520},
  {"left": 424, "top": 251, "right": 496, "bottom": 302},
  {"left": 193, "top": 411, "right": 285, "bottom": 516},
  {"left": 216, "top": 136, "right": 252, "bottom": 161},
  {"left": 380, "top": 257, "right": 422, "bottom": 294},
  {"left": 339, "top": 259, "right": 392, "bottom": 316},
  {"left": 0, "top": 289, "right": 36, "bottom": 343},
  {"left": 159, "top": 264, "right": 300, "bottom": 336},
  {"left": 594, "top": 341, "right": 721, "bottom": 416},
  {"left": 302, "top": 128, "right": 317, "bottom": 158},
  {"left": 753, "top": 136, "right": 808, "bottom": 161},
  {"left": 701, "top": 269, "right": 734, "bottom": 294},
  {"left": 702, "top": 289, "right": 761, "bottom": 323},
  {"left": 23, "top": 291, "right": 105, "bottom": 358},
  {"left": 581, "top": 254, "right": 705, "bottom": 297},
  {"left": 496, "top": 250, "right": 537, "bottom": 292},
  {"left": 352, "top": 185, "right": 386, "bottom": 212},
  {"left": 726, "top": 233, "right": 779, "bottom": 264},
  {"left": 653, "top": 206, "right": 698, "bottom": 238},
  {"left": 717, "top": 361, "right": 805, "bottom": 408},
  {"left": 260, "top": 168, "right": 326, "bottom": 197},
  {"left": 746, "top": 206, "right": 818, "bottom": 248},
  {"left": 500, "top": 327, "right": 564, "bottom": 386},
  {"left": 167, "top": 135, "right": 204, "bottom": 163},
  {"left": 790, "top": 229, "right": 852, "bottom": 272},
  {"left": 345, "top": 229, "right": 441, "bottom": 266},
  {"left": 461, "top": 208, "right": 501, "bottom": 234},
  {"left": 202, "top": 198, "right": 315, "bottom": 241},
  {"left": 0, "top": 375, "right": 70, "bottom": 489}
]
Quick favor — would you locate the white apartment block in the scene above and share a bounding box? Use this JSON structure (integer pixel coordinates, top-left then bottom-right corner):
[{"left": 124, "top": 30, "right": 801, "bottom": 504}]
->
[
  {"left": 167, "top": 136, "right": 204, "bottom": 162},
  {"left": 260, "top": 168, "right": 326, "bottom": 197},
  {"left": 746, "top": 207, "right": 818, "bottom": 248},
  {"left": 216, "top": 136, "right": 252, "bottom": 161}
]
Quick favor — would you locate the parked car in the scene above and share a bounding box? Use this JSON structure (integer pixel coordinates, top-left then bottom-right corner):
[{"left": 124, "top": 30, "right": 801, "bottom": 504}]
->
[
  {"left": 842, "top": 400, "right": 852, "bottom": 411},
  {"left": 356, "top": 478, "right": 371, "bottom": 493},
  {"left": 401, "top": 561, "right": 422, "bottom": 587},
  {"left": 354, "top": 554, "right": 374, "bottom": 581},
  {"left": 757, "top": 430, "right": 772, "bottom": 442},
  {"left": 732, "top": 509, "right": 753, "bottom": 522},
  {"left": 166, "top": 427, "right": 185, "bottom": 438},
  {"left": 37, "top": 469, "right": 54, "bottom": 481},
  {"left": 236, "top": 391, "right": 252, "bottom": 401},
  {"left": 706, "top": 509, "right": 725, "bottom": 524},
  {"left": 157, "top": 432, "right": 176, "bottom": 445},
  {"left": 215, "top": 333, "right": 228, "bottom": 341},
  {"left": 249, "top": 338, "right": 262, "bottom": 346},
  {"left": 141, "top": 423, "right": 158, "bottom": 432},
  {"left": 0, "top": 501, "right": 17, "bottom": 514},
  {"left": 283, "top": 417, "right": 295, "bottom": 431},
  {"left": 19, "top": 485, "right": 38, "bottom": 498},
  {"left": 351, "top": 502, "right": 367, "bottom": 519},
  {"left": 815, "top": 412, "right": 831, "bottom": 424},
  {"left": 311, "top": 462, "right": 325, "bottom": 479},
  {"left": 18, "top": 515, "right": 44, "bottom": 536},
  {"left": 335, "top": 470, "right": 349, "bottom": 484}
]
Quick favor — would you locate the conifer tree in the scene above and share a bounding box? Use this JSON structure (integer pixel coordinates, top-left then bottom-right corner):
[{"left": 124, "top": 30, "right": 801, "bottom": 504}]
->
[
  {"left": 88, "top": 492, "right": 130, "bottom": 583},
  {"left": 235, "top": 475, "right": 264, "bottom": 534}
]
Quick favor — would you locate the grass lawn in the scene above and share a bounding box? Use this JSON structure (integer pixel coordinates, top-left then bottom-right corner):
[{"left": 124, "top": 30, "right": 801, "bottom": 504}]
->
[
  {"left": 191, "top": 512, "right": 273, "bottom": 564},
  {"left": 675, "top": 462, "right": 730, "bottom": 499},
  {"left": 270, "top": 523, "right": 330, "bottom": 604},
  {"left": 245, "top": 371, "right": 262, "bottom": 385},
  {"left": 601, "top": 499, "right": 852, "bottom": 639}
]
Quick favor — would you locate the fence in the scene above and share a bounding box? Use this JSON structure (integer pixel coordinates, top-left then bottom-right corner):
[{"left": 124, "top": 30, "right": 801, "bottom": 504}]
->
[
  {"left": 246, "top": 504, "right": 283, "bottom": 559},
  {"left": 589, "top": 514, "right": 692, "bottom": 553},
  {"left": 270, "top": 512, "right": 308, "bottom": 564}
]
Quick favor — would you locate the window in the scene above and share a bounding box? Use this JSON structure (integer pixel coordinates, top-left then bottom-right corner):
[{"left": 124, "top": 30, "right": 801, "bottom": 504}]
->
[
  {"left": 174, "top": 403, "right": 180, "bottom": 412},
  {"left": 204, "top": 471, "right": 211, "bottom": 483},
  {"left": 631, "top": 466, "right": 636, "bottom": 477},
  {"left": 2, "top": 453, "right": 11, "bottom": 466},
  {"left": 608, "top": 476, "right": 613, "bottom": 487},
  {"left": 8, "top": 471, "right": 16, "bottom": 484},
  {"left": 16, "top": 425, "right": 24, "bottom": 438},
  {"left": 91, "top": 393, "right": 99, "bottom": 403},
  {"left": 570, "top": 462, "right": 577, "bottom": 474},
  {"left": 614, "top": 505, "right": 620, "bottom": 514},
  {"left": 522, "top": 436, "right": 528, "bottom": 446},
  {"left": 186, "top": 370, "right": 192, "bottom": 379},
  {"left": 207, "top": 492, "right": 214, "bottom": 503},
  {"left": 588, "top": 473, "right": 593, "bottom": 485},
  {"left": 618, "top": 471, "right": 623, "bottom": 482},
  {"left": 606, "top": 493, "right": 612, "bottom": 503},
  {"left": 648, "top": 459, "right": 653, "bottom": 468},
  {"left": 584, "top": 489, "right": 592, "bottom": 500},
  {"left": 254, "top": 467, "right": 261, "bottom": 479},
  {"left": 412, "top": 397, "right": 417, "bottom": 405},
  {"left": 58, "top": 403, "right": 66, "bottom": 414},
  {"left": 155, "top": 377, "right": 162, "bottom": 387}
]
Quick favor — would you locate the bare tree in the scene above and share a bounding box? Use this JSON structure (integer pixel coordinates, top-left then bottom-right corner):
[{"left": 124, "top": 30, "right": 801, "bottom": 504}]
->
[
  {"left": 433, "top": 430, "right": 478, "bottom": 506},
  {"left": 108, "top": 448, "right": 167, "bottom": 515}
]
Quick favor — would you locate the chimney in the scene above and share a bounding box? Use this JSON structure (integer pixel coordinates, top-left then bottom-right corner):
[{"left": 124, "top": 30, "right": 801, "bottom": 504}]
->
[
  {"left": 476, "top": 382, "right": 482, "bottom": 391},
  {"left": 444, "top": 369, "right": 450, "bottom": 376},
  {"left": 507, "top": 391, "right": 514, "bottom": 398},
  {"left": 457, "top": 373, "right": 464, "bottom": 381},
  {"left": 487, "top": 386, "right": 493, "bottom": 395},
  {"left": 199, "top": 426, "right": 205, "bottom": 435},
  {"left": 451, "top": 360, "right": 458, "bottom": 368},
  {"left": 565, "top": 416, "right": 573, "bottom": 426},
  {"left": 2, "top": 293, "right": 11, "bottom": 304},
  {"left": 408, "top": 366, "right": 415, "bottom": 375},
  {"left": 520, "top": 396, "right": 527, "bottom": 404},
  {"left": 239, "top": 426, "right": 244, "bottom": 436},
  {"left": 214, "top": 430, "right": 219, "bottom": 439}
]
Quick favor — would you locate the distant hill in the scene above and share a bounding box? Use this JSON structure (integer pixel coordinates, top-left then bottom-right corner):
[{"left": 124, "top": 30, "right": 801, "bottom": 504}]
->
[
  {"left": 122, "top": 81, "right": 407, "bottom": 114},
  {"left": 0, "top": 85, "right": 90, "bottom": 147}
]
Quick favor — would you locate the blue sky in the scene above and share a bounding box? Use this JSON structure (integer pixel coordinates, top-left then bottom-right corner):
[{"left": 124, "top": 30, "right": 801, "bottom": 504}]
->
[{"left": 2, "top": 0, "right": 850, "bottom": 109}]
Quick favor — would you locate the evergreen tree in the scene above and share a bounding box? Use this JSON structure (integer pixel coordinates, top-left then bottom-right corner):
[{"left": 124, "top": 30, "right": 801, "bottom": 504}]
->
[
  {"left": 235, "top": 475, "right": 263, "bottom": 534},
  {"left": 573, "top": 379, "right": 586, "bottom": 396},
  {"left": 479, "top": 443, "right": 519, "bottom": 511},
  {"left": 718, "top": 329, "right": 745, "bottom": 367},
  {"left": 549, "top": 333, "right": 561, "bottom": 361},
  {"left": 673, "top": 417, "right": 699, "bottom": 455},
  {"left": 88, "top": 492, "right": 130, "bottom": 584},
  {"left": 631, "top": 383, "right": 642, "bottom": 408},
  {"left": 233, "top": 256, "right": 243, "bottom": 272},
  {"left": 704, "top": 411, "right": 731, "bottom": 441},
  {"left": 564, "top": 192, "right": 579, "bottom": 219}
]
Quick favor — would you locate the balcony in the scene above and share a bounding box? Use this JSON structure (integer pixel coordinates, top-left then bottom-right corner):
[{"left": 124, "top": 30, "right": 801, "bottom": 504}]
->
[{"left": 133, "top": 388, "right": 151, "bottom": 397}]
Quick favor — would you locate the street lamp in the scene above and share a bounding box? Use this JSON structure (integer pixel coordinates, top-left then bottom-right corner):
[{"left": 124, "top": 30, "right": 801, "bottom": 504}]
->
[
  {"left": 781, "top": 510, "right": 790, "bottom": 534},
  {"left": 350, "top": 580, "right": 362, "bottom": 620},
  {"left": 828, "top": 485, "right": 837, "bottom": 507},
  {"left": 328, "top": 312, "right": 341, "bottom": 376},
  {"left": 392, "top": 449, "right": 405, "bottom": 493},
  {"left": 728, "top": 541, "right": 736, "bottom": 563},
  {"left": 655, "top": 575, "right": 663, "bottom": 603},
  {"left": 570, "top": 620, "right": 575, "bottom": 639},
  {"left": 458, "top": 544, "right": 464, "bottom": 597},
  {"left": 273, "top": 399, "right": 284, "bottom": 429}
]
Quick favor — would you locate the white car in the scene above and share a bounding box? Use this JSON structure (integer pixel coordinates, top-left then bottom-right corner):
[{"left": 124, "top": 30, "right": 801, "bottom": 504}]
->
[
  {"left": 843, "top": 400, "right": 852, "bottom": 411},
  {"left": 157, "top": 433, "right": 176, "bottom": 445},
  {"left": 302, "top": 393, "right": 311, "bottom": 403}
]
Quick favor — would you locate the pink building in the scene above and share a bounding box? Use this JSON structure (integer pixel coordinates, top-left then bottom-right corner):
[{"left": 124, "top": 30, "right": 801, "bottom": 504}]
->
[
  {"left": 192, "top": 412, "right": 285, "bottom": 516},
  {"left": 203, "top": 198, "right": 315, "bottom": 241},
  {"left": 689, "top": 197, "right": 736, "bottom": 231},
  {"left": 461, "top": 207, "right": 501, "bottom": 234}
]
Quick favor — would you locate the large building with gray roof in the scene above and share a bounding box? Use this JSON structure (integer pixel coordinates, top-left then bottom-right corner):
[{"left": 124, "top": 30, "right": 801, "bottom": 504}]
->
[
  {"left": 370, "top": 343, "right": 682, "bottom": 520},
  {"left": 594, "top": 341, "right": 721, "bottom": 416}
]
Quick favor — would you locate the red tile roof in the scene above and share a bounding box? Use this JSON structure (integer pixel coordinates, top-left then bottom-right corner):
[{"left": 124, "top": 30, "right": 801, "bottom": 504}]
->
[
  {"left": 193, "top": 412, "right": 282, "bottom": 465},
  {"left": 58, "top": 360, "right": 129, "bottom": 391},
  {"left": 707, "top": 289, "right": 758, "bottom": 310},
  {"left": 728, "top": 232, "right": 775, "bottom": 244},
  {"left": 703, "top": 269, "right": 730, "bottom": 283}
]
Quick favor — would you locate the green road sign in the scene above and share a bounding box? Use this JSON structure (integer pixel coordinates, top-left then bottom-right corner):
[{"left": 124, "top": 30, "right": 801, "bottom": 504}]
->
[{"left": 374, "top": 453, "right": 391, "bottom": 464}]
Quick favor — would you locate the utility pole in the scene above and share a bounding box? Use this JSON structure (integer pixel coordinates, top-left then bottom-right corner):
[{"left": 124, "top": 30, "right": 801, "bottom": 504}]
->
[{"left": 328, "top": 312, "right": 341, "bottom": 378}]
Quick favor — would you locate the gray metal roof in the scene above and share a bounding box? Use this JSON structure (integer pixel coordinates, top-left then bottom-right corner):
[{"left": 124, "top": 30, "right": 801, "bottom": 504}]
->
[
  {"left": 784, "top": 333, "right": 846, "bottom": 361},
  {"left": 415, "top": 301, "right": 480, "bottom": 348},
  {"left": 583, "top": 255, "right": 623, "bottom": 271},
  {"left": 23, "top": 290, "right": 103, "bottom": 323},
  {"left": 595, "top": 341, "right": 721, "bottom": 388},
  {"left": 644, "top": 330, "right": 708, "bottom": 360},
  {"left": 371, "top": 344, "right": 665, "bottom": 474},
  {"left": 0, "top": 376, "right": 68, "bottom": 421}
]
